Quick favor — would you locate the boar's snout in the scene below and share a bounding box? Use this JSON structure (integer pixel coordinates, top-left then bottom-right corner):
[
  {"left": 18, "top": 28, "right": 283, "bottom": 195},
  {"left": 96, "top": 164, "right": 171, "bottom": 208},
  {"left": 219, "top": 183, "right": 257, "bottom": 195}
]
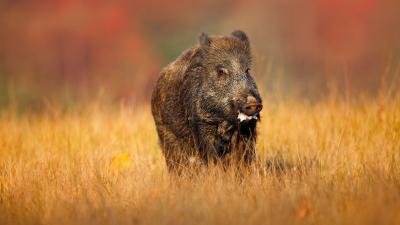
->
[{"left": 241, "top": 96, "right": 263, "bottom": 116}]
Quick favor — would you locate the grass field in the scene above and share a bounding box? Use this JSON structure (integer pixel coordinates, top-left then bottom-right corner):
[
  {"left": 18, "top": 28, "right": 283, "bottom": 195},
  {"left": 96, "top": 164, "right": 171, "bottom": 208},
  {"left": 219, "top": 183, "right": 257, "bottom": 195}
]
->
[{"left": 1, "top": 95, "right": 400, "bottom": 225}]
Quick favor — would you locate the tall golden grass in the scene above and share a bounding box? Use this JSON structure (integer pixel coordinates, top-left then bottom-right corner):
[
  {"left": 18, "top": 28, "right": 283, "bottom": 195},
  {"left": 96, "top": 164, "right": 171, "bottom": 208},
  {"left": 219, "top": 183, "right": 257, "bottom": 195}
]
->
[{"left": 0, "top": 95, "right": 399, "bottom": 225}]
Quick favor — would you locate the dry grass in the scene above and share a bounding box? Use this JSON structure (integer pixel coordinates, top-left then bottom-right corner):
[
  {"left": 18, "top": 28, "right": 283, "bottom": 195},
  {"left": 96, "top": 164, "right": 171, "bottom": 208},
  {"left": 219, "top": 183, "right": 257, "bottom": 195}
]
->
[{"left": 1, "top": 96, "right": 400, "bottom": 225}]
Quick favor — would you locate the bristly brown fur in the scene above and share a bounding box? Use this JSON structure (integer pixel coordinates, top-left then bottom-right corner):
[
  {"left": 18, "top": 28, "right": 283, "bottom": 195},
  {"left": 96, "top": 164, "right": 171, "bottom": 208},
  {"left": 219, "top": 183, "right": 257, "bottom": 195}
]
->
[{"left": 151, "top": 30, "right": 262, "bottom": 172}]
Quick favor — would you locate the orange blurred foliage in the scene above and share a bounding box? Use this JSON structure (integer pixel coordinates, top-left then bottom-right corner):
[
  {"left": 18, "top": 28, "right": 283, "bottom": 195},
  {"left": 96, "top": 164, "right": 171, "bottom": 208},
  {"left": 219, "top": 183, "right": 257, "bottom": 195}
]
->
[{"left": 0, "top": 0, "right": 399, "bottom": 105}]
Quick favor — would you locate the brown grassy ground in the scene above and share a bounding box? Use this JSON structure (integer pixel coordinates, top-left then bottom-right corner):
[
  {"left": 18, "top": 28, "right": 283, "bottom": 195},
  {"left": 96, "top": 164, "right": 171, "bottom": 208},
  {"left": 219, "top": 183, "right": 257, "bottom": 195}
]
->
[{"left": 0, "top": 96, "right": 400, "bottom": 225}]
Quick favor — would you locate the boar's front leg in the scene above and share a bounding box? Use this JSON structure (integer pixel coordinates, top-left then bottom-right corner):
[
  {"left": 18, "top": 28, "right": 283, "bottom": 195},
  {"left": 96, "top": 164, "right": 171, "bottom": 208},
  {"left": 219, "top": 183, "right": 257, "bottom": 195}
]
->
[
  {"left": 230, "top": 122, "right": 257, "bottom": 165},
  {"left": 194, "top": 124, "right": 230, "bottom": 164}
]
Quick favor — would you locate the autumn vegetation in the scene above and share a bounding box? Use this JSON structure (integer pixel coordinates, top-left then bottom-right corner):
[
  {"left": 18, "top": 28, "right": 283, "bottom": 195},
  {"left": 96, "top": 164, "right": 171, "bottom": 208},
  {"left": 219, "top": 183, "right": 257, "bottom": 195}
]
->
[{"left": 1, "top": 91, "right": 399, "bottom": 225}]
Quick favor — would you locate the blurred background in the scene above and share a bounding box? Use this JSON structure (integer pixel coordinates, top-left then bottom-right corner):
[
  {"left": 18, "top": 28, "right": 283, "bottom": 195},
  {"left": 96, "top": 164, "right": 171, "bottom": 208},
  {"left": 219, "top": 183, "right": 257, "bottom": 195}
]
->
[{"left": 1, "top": 0, "right": 400, "bottom": 110}]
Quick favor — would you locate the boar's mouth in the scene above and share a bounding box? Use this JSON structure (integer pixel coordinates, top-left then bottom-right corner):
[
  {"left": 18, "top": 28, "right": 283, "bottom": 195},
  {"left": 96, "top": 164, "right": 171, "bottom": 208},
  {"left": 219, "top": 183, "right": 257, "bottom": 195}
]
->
[
  {"left": 237, "top": 111, "right": 259, "bottom": 123},
  {"left": 188, "top": 110, "right": 259, "bottom": 127}
]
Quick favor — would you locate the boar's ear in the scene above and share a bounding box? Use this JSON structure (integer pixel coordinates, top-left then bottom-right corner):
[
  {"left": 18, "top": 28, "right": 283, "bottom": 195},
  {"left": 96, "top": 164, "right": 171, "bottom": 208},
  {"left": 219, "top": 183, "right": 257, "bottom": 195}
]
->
[
  {"left": 231, "top": 30, "right": 250, "bottom": 47},
  {"left": 199, "top": 32, "right": 211, "bottom": 47}
]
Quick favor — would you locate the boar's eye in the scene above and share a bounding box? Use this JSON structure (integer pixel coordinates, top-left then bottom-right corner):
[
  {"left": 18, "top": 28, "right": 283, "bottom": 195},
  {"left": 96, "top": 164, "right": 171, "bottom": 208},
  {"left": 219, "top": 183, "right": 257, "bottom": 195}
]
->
[
  {"left": 217, "top": 67, "right": 229, "bottom": 76},
  {"left": 245, "top": 68, "right": 250, "bottom": 74}
]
